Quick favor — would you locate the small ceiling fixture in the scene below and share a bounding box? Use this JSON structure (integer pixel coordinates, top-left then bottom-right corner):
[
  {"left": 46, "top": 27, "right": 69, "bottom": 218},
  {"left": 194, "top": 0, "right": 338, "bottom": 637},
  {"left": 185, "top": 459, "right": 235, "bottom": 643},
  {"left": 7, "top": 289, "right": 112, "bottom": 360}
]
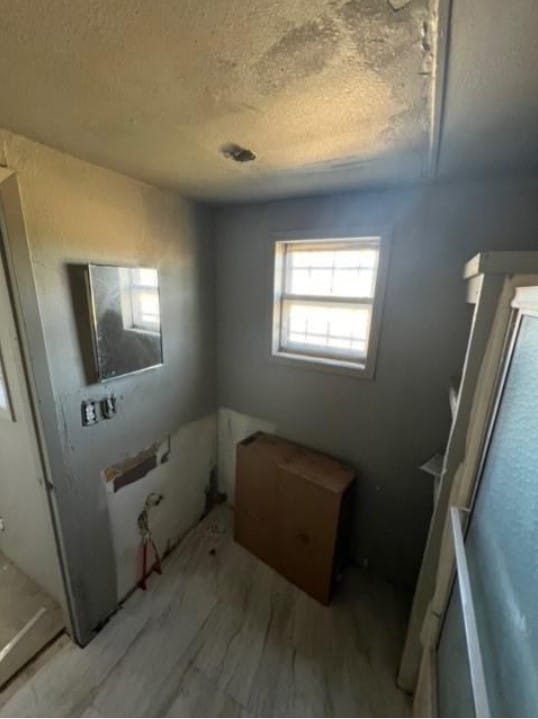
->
[{"left": 220, "top": 143, "right": 256, "bottom": 163}]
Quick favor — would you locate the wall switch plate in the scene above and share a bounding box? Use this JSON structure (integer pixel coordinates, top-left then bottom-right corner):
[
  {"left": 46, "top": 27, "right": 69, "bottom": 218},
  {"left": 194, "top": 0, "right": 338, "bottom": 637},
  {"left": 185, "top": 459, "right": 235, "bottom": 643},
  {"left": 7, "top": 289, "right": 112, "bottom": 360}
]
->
[
  {"left": 81, "top": 400, "right": 98, "bottom": 426},
  {"left": 101, "top": 395, "right": 117, "bottom": 419}
]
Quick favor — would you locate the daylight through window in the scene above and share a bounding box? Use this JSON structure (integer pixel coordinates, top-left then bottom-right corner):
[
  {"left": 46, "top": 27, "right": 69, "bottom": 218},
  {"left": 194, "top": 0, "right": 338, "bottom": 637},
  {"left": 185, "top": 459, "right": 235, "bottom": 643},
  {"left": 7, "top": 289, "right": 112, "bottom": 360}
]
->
[{"left": 273, "top": 238, "right": 382, "bottom": 369}]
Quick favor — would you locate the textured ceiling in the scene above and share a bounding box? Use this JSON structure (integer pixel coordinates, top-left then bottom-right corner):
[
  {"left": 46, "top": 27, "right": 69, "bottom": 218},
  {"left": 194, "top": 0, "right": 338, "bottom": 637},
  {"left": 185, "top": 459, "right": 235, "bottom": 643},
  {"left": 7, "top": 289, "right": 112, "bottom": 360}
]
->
[
  {"left": 0, "top": 0, "right": 434, "bottom": 200},
  {"left": 1, "top": 0, "right": 535, "bottom": 201}
]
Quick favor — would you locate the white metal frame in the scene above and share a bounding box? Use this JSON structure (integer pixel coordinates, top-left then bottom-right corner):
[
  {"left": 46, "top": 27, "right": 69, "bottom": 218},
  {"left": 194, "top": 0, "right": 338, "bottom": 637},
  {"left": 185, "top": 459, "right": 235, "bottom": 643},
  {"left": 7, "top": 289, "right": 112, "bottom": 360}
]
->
[
  {"left": 401, "top": 254, "right": 538, "bottom": 698},
  {"left": 412, "top": 273, "right": 538, "bottom": 717},
  {"left": 434, "top": 293, "right": 535, "bottom": 717},
  {"left": 87, "top": 263, "right": 164, "bottom": 382},
  {"left": 449, "top": 507, "right": 490, "bottom": 717},
  {"left": 0, "top": 167, "right": 79, "bottom": 641}
]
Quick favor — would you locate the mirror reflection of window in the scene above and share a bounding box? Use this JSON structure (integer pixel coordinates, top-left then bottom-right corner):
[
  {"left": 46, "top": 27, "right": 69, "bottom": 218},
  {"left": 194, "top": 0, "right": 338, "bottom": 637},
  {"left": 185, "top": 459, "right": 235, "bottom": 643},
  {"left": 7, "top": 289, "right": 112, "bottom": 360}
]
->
[
  {"left": 131, "top": 269, "right": 160, "bottom": 332},
  {"left": 88, "top": 264, "right": 163, "bottom": 381},
  {"left": 119, "top": 268, "right": 160, "bottom": 334}
]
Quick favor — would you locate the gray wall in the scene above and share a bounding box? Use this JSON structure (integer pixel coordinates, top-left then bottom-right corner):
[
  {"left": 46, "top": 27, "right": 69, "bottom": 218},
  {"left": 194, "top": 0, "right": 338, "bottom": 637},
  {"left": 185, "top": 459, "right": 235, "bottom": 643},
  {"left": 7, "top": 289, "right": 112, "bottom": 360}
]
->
[
  {"left": 1, "top": 130, "right": 217, "bottom": 641},
  {"left": 215, "top": 177, "right": 538, "bottom": 588}
]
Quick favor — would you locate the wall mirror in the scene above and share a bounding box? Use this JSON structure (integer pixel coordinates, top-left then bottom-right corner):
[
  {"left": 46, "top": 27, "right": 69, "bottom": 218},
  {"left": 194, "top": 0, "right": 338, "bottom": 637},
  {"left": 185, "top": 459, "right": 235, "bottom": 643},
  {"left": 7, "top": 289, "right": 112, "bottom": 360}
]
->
[{"left": 87, "top": 265, "right": 163, "bottom": 381}]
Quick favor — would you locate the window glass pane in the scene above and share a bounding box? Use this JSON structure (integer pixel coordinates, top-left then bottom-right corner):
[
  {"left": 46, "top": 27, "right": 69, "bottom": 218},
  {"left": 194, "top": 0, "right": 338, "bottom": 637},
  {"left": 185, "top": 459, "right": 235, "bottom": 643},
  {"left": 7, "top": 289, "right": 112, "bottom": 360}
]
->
[
  {"left": 285, "top": 245, "right": 379, "bottom": 298},
  {"left": 118, "top": 267, "right": 161, "bottom": 333},
  {"left": 282, "top": 301, "right": 371, "bottom": 359},
  {"left": 335, "top": 249, "right": 377, "bottom": 269},
  {"left": 132, "top": 289, "right": 160, "bottom": 330},
  {"left": 134, "top": 268, "right": 159, "bottom": 287},
  {"left": 463, "top": 314, "right": 538, "bottom": 716}
]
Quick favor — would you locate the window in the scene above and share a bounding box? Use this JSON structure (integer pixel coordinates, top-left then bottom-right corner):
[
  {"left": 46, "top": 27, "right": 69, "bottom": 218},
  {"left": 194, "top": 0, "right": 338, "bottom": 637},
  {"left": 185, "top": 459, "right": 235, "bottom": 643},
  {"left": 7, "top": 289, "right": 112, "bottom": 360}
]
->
[
  {"left": 119, "top": 268, "right": 161, "bottom": 334},
  {"left": 272, "top": 237, "right": 387, "bottom": 374}
]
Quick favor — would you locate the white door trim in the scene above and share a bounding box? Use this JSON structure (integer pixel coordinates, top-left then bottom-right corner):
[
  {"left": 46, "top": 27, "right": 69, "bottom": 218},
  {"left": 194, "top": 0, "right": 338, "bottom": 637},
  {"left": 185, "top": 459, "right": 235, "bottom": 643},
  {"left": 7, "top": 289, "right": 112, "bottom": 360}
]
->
[{"left": 0, "top": 170, "right": 80, "bottom": 641}]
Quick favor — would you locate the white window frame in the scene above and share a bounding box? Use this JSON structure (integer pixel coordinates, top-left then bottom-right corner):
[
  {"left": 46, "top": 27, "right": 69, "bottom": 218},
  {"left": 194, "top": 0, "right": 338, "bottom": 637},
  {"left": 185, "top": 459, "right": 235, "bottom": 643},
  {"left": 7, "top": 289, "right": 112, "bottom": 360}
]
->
[{"left": 270, "top": 233, "right": 390, "bottom": 378}]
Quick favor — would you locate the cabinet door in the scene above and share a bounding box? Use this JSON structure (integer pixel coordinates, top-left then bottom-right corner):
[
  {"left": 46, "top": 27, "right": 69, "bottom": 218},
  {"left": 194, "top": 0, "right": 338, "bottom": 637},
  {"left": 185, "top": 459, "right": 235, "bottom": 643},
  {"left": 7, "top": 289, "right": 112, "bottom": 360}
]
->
[{"left": 276, "top": 465, "right": 339, "bottom": 603}]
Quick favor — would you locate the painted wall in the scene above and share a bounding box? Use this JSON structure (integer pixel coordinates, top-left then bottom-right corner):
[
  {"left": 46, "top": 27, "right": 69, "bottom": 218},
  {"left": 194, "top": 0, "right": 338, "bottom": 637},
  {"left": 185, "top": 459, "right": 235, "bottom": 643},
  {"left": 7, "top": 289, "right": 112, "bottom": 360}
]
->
[
  {"left": 0, "top": 130, "right": 217, "bottom": 639},
  {"left": 214, "top": 178, "right": 538, "bottom": 588},
  {"left": 217, "top": 407, "right": 276, "bottom": 502}
]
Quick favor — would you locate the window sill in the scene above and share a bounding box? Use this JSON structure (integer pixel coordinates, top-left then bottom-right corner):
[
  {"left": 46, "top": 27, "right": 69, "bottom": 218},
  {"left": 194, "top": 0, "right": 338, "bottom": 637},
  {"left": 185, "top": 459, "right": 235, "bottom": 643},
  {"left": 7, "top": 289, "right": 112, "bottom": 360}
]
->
[
  {"left": 127, "top": 326, "right": 160, "bottom": 337},
  {"left": 270, "top": 350, "right": 374, "bottom": 379}
]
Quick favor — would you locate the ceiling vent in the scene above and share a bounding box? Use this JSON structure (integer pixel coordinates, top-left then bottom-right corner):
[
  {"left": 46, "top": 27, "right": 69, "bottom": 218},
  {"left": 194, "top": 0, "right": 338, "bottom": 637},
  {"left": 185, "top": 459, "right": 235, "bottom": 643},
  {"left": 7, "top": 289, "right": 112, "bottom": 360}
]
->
[{"left": 220, "top": 143, "right": 256, "bottom": 163}]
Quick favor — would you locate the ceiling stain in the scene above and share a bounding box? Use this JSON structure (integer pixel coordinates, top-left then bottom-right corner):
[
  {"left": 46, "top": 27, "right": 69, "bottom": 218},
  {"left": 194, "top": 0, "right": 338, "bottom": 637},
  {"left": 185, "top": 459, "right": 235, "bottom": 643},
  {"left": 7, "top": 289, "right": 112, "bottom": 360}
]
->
[
  {"left": 255, "top": 15, "right": 341, "bottom": 93},
  {"left": 0, "top": 0, "right": 435, "bottom": 200},
  {"left": 338, "top": 0, "right": 426, "bottom": 77}
]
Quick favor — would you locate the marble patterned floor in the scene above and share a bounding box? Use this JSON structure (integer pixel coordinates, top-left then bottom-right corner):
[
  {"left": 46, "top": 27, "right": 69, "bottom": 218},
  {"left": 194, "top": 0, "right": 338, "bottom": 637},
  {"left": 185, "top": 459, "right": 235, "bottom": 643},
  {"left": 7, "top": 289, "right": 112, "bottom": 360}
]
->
[{"left": 0, "top": 506, "right": 411, "bottom": 717}]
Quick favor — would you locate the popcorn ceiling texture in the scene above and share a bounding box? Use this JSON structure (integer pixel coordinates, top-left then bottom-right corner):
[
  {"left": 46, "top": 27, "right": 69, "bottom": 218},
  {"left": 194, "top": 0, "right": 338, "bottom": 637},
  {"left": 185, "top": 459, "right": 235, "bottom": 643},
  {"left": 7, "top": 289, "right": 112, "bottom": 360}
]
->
[{"left": 0, "top": 0, "right": 433, "bottom": 200}]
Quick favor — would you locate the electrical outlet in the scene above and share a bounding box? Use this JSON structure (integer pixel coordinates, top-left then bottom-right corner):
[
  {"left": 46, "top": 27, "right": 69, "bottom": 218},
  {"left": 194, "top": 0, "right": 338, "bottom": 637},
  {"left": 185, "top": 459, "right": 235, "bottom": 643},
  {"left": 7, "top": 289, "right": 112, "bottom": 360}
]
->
[
  {"left": 81, "top": 400, "right": 98, "bottom": 426},
  {"left": 101, "top": 395, "right": 117, "bottom": 419}
]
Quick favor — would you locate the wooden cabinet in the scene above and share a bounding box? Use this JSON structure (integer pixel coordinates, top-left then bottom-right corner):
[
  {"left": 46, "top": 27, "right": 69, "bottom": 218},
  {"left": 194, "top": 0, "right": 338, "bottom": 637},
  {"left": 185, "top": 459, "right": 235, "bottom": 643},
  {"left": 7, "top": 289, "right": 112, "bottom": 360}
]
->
[{"left": 235, "top": 432, "right": 355, "bottom": 604}]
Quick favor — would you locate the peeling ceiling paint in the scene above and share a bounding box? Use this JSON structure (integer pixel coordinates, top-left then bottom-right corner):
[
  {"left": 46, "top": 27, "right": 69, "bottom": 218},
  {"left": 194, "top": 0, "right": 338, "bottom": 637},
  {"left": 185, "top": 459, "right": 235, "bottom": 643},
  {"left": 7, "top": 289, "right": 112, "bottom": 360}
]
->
[{"left": 0, "top": 0, "right": 433, "bottom": 200}]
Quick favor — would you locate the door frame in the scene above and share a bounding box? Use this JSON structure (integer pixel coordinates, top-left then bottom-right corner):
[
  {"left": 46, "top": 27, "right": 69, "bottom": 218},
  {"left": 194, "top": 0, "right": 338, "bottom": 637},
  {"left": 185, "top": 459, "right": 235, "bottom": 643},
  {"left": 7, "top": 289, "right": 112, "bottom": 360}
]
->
[
  {"left": 0, "top": 168, "right": 80, "bottom": 641},
  {"left": 413, "top": 276, "right": 538, "bottom": 716}
]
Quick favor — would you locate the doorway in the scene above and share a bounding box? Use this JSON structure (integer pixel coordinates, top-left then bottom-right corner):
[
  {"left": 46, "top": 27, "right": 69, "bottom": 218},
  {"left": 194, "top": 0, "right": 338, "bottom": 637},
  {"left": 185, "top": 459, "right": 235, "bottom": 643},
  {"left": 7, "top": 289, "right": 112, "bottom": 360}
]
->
[{"left": 0, "top": 232, "right": 65, "bottom": 688}]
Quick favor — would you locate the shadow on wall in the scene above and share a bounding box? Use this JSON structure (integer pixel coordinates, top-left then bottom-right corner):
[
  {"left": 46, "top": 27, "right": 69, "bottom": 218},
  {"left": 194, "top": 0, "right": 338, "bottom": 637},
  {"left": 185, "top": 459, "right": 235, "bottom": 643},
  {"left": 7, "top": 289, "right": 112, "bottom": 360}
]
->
[
  {"left": 66, "top": 264, "right": 97, "bottom": 385},
  {"left": 217, "top": 407, "right": 276, "bottom": 504}
]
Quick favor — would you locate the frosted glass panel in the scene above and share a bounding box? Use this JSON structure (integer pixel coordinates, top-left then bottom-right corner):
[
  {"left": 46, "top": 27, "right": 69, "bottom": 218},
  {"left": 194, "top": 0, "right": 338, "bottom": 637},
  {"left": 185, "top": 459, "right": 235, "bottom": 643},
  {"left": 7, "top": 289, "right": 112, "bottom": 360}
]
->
[
  {"left": 437, "top": 315, "right": 538, "bottom": 717},
  {"left": 464, "top": 314, "right": 538, "bottom": 716},
  {"left": 437, "top": 580, "right": 475, "bottom": 717}
]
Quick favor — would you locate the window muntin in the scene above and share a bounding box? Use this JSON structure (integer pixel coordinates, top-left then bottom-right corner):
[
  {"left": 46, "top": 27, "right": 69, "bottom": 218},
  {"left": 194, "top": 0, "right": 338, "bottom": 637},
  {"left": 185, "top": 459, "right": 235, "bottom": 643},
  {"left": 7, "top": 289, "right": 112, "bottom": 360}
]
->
[
  {"left": 285, "top": 245, "right": 378, "bottom": 299},
  {"left": 274, "top": 239, "right": 381, "bottom": 368}
]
